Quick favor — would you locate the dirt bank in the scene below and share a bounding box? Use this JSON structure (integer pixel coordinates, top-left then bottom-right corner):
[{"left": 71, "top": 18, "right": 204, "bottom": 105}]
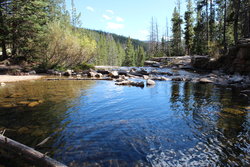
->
[{"left": 0, "top": 75, "right": 44, "bottom": 83}]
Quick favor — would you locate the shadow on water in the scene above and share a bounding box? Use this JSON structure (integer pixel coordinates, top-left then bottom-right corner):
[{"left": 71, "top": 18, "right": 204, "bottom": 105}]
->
[
  {"left": 0, "top": 77, "right": 249, "bottom": 166},
  {"left": 0, "top": 79, "right": 96, "bottom": 165}
]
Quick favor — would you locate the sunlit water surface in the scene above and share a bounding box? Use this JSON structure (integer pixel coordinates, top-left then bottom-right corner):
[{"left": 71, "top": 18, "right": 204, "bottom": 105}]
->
[{"left": 0, "top": 72, "right": 249, "bottom": 166}]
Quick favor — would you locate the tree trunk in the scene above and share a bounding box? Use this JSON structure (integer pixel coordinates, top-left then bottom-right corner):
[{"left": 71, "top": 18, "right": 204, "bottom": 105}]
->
[
  {"left": 223, "top": 0, "right": 227, "bottom": 50},
  {"left": 206, "top": 0, "right": 209, "bottom": 50},
  {"left": 233, "top": 0, "right": 240, "bottom": 45},
  {"left": 0, "top": 135, "right": 67, "bottom": 167},
  {"left": 0, "top": 4, "right": 8, "bottom": 61}
]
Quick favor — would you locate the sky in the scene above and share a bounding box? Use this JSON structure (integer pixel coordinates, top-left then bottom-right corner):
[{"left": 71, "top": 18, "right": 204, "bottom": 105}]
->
[{"left": 66, "top": 0, "right": 186, "bottom": 41}]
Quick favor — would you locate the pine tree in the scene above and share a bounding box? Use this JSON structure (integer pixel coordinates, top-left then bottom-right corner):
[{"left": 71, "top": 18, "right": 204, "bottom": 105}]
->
[
  {"left": 136, "top": 46, "right": 145, "bottom": 66},
  {"left": 184, "top": 0, "right": 194, "bottom": 55},
  {"left": 193, "top": 6, "right": 207, "bottom": 54},
  {"left": 171, "top": 7, "right": 183, "bottom": 56},
  {"left": 123, "top": 37, "right": 135, "bottom": 66}
]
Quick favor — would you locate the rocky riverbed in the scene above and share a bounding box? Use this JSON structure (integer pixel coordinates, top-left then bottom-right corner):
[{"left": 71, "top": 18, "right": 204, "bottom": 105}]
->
[{"left": 46, "top": 66, "right": 250, "bottom": 91}]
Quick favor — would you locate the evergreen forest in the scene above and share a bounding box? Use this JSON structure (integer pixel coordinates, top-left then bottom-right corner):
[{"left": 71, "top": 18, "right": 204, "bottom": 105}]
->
[{"left": 0, "top": 0, "right": 249, "bottom": 69}]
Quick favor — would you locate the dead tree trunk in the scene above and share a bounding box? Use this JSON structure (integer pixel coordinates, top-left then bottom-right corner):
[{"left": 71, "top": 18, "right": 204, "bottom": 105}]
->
[{"left": 0, "top": 135, "right": 67, "bottom": 167}]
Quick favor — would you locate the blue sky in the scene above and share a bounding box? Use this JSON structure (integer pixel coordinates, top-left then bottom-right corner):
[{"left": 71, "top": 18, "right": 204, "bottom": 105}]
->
[{"left": 66, "top": 0, "right": 187, "bottom": 41}]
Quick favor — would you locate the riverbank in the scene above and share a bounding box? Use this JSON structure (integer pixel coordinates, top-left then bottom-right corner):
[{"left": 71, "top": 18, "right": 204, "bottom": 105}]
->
[{"left": 0, "top": 75, "right": 44, "bottom": 83}]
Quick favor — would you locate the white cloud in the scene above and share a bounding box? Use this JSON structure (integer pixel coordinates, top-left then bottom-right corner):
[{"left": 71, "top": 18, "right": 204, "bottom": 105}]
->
[
  {"left": 86, "top": 6, "right": 94, "bottom": 12},
  {"left": 107, "top": 22, "right": 124, "bottom": 30},
  {"left": 116, "top": 16, "right": 124, "bottom": 22},
  {"left": 102, "top": 14, "right": 112, "bottom": 20},
  {"left": 106, "top": 10, "right": 114, "bottom": 14}
]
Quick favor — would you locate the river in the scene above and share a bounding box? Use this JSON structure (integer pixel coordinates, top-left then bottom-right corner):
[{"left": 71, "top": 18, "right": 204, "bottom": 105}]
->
[{"left": 0, "top": 69, "right": 249, "bottom": 166}]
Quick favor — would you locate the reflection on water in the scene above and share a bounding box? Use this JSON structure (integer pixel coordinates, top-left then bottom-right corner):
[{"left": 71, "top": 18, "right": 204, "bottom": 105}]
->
[{"left": 0, "top": 77, "right": 249, "bottom": 166}]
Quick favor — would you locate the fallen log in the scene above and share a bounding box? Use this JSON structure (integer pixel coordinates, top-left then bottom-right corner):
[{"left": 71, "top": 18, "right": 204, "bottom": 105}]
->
[
  {"left": 47, "top": 78, "right": 113, "bottom": 81},
  {"left": 0, "top": 134, "right": 67, "bottom": 167}
]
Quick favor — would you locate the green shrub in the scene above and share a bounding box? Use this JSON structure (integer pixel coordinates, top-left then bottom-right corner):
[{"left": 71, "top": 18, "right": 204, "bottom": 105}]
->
[{"left": 73, "top": 63, "right": 95, "bottom": 72}]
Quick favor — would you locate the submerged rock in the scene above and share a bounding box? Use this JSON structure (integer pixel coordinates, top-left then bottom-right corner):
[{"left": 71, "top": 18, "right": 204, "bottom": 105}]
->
[
  {"left": 28, "top": 101, "right": 40, "bottom": 107},
  {"left": 146, "top": 79, "right": 156, "bottom": 86},
  {"left": 222, "top": 108, "right": 245, "bottom": 115}
]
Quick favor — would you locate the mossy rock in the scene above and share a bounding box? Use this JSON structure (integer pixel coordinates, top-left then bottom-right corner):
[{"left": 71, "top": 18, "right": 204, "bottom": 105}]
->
[{"left": 222, "top": 108, "right": 245, "bottom": 115}]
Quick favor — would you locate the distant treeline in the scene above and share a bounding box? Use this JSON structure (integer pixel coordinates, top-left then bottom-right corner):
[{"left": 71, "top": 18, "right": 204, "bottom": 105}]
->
[{"left": 0, "top": 0, "right": 146, "bottom": 69}]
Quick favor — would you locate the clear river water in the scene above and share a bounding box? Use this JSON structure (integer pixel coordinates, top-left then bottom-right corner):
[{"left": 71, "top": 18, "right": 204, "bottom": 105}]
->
[{"left": 0, "top": 69, "right": 249, "bottom": 166}]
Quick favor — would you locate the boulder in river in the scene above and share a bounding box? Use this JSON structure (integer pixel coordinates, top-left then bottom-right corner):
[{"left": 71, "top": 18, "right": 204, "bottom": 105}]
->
[
  {"left": 146, "top": 79, "right": 156, "bottom": 86},
  {"left": 88, "top": 71, "right": 97, "bottom": 77},
  {"left": 109, "top": 71, "right": 119, "bottom": 78}
]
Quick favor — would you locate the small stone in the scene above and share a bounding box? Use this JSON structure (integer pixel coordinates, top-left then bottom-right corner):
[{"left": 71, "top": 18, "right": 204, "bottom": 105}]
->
[
  {"left": 143, "top": 75, "right": 149, "bottom": 80},
  {"left": 160, "top": 77, "right": 169, "bottom": 81},
  {"left": 199, "top": 78, "right": 213, "bottom": 83},
  {"left": 146, "top": 79, "right": 156, "bottom": 85}
]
